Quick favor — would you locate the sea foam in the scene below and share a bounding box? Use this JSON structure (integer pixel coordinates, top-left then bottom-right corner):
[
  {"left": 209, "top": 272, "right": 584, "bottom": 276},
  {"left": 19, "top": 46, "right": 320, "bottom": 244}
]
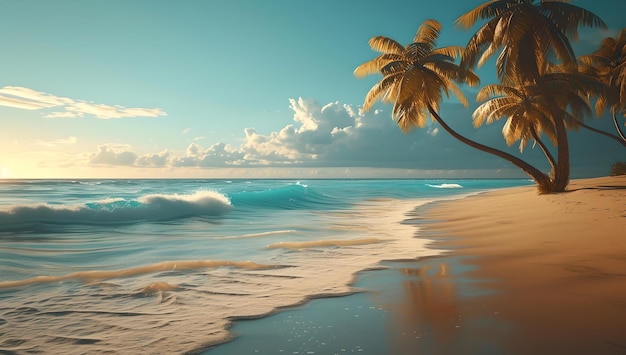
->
[
  {"left": 426, "top": 183, "right": 463, "bottom": 189},
  {"left": 0, "top": 190, "right": 231, "bottom": 232}
]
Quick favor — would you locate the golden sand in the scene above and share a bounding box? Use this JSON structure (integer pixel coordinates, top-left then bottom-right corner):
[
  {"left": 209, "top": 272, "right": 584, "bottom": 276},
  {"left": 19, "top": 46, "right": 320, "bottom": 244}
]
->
[{"left": 422, "top": 175, "right": 626, "bottom": 354}]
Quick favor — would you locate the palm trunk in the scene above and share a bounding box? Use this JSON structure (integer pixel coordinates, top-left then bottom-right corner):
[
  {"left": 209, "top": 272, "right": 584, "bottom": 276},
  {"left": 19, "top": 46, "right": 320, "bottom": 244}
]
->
[
  {"left": 427, "top": 105, "right": 553, "bottom": 191},
  {"left": 612, "top": 110, "right": 626, "bottom": 143},
  {"left": 530, "top": 125, "right": 557, "bottom": 169},
  {"left": 552, "top": 115, "right": 570, "bottom": 192},
  {"left": 576, "top": 118, "right": 626, "bottom": 147}
]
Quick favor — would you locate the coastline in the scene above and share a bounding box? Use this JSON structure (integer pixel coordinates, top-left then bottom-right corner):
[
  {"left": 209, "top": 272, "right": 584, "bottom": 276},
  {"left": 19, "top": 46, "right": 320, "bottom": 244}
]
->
[
  {"left": 201, "top": 176, "right": 625, "bottom": 354},
  {"left": 421, "top": 175, "right": 626, "bottom": 354}
]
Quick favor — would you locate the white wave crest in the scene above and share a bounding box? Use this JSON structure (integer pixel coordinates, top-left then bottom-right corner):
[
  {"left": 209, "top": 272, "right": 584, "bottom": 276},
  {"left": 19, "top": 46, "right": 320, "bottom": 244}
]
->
[
  {"left": 426, "top": 183, "right": 463, "bottom": 189},
  {"left": 0, "top": 190, "right": 232, "bottom": 231}
]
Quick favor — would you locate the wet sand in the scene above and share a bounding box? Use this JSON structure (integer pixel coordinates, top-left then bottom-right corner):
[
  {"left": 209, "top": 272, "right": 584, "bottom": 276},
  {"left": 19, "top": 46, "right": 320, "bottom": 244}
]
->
[
  {"left": 202, "top": 176, "right": 626, "bottom": 354},
  {"left": 422, "top": 175, "right": 626, "bottom": 354}
]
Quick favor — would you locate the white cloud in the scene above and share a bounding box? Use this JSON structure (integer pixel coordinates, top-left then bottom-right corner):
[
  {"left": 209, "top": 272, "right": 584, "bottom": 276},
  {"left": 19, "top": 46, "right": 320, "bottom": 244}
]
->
[
  {"left": 169, "top": 142, "right": 245, "bottom": 167},
  {"left": 67, "top": 95, "right": 624, "bottom": 178},
  {"left": 0, "top": 86, "right": 167, "bottom": 119},
  {"left": 136, "top": 151, "right": 171, "bottom": 167},
  {"left": 89, "top": 144, "right": 138, "bottom": 166},
  {"left": 36, "top": 136, "right": 78, "bottom": 147}
]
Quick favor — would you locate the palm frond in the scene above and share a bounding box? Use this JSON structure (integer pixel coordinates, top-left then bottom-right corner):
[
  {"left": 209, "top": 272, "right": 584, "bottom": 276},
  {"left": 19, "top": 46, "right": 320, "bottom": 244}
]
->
[
  {"left": 362, "top": 74, "right": 401, "bottom": 111},
  {"left": 368, "top": 36, "right": 404, "bottom": 54},
  {"left": 462, "top": 20, "right": 498, "bottom": 69},
  {"left": 354, "top": 55, "right": 390, "bottom": 78},
  {"left": 431, "top": 46, "right": 464, "bottom": 59},
  {"left": 455, "top": 0, "right": 512, "bottom": 29},
  {"left": 541, "top": 1, "right": 607, "bottom": 41},
  {"left": 414, "top": 19, "right": 442, "bottom": 46}
]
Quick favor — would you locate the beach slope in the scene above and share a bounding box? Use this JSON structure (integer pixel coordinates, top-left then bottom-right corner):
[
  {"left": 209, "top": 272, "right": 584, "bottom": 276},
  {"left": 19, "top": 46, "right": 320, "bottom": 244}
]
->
[{"left": 423, "top": 175, "right": 626, "bottom": 354}]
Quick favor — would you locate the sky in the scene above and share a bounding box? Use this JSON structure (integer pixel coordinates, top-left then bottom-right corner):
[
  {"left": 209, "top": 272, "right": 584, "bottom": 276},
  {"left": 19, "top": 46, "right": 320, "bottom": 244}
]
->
[{"left": 1, "top": 0, "right": 624, "bottom": 179}]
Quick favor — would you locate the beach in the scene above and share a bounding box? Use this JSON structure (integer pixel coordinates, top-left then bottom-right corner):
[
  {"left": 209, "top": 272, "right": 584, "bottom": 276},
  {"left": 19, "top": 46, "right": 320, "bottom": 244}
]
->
[
  {"left": 1, "top": 177, "right": 624, "bottom": 354},
  {"left": 206, "top": 175, "right": 626, "bottom": 354},
  {"left": 420, "top": 175, "right": 626, "bottom": 354}
]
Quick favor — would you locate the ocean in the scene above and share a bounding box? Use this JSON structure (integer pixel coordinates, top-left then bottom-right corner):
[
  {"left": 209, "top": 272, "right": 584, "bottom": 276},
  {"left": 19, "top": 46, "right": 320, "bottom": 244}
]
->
[{"left": 0, "top": 178, "right": 529, "bottom": 354}]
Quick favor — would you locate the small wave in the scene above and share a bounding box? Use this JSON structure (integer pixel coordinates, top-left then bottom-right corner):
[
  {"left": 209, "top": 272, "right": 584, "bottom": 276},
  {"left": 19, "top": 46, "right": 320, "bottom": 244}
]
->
[
  {"left": 0, "top": 190, "right": 232, "bottom": 231},
  {"left": 266, "top": 238, "right": 382, "bottom": 250},
  {"left": 140, "top": 282, "right": 179, "bottom": 295},
  {"left": 217, "top": 230, "right": 297, "bottom": 240},
  {"left": 426, "top": 183, "right": 463, "bottom": 189},
  {"left": 229, "top": 183, "right": 337, "bottom": 211},
  {"left": 0, "top": 260, "right": 274, "bottom": 289}
]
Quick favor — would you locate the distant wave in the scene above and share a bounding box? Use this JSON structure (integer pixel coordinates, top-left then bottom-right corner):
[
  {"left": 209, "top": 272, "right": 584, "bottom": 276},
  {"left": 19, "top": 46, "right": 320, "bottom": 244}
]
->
[
  {"left": 426, "top": 183, "right": 463, "bottom": 189},
  {"left": 230, "top": 183, "right": 334, "bottom": 210},
  {"left": 0, "top": 190, "right": 232, "bottom": 232}
]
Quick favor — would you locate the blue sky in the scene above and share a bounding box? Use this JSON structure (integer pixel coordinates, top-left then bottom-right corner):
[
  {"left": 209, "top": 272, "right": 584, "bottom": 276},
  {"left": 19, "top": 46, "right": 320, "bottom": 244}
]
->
[{"left": 1, "top": 0, "right": 624, "bottom": 178}]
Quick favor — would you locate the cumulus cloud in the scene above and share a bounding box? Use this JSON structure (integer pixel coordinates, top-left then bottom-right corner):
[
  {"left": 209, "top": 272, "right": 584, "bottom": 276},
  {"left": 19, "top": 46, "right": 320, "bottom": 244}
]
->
[
  {"left": 136, "top": 151, "right": 171, "bottom": 167},
  {"left": 85, "top": 97, "right": 507, "bottom": 170},
  {"left": 0, "top": 86, "right": 167, "bottom": 119},
  {"left": 80, "top": 96, "right": 622, "bottom": 177},
  {"left": 89, "top": 144, "right": 138, "bottom": 166},
  {"left": 169, "top": 142, "right": 245, "bottom": 167}
]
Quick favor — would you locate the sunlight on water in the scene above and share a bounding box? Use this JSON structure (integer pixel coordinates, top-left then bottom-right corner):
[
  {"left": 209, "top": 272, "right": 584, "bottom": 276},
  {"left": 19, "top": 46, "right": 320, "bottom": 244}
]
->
[{"left": 0, "top": 179, "right": 529, "bottom": 353}]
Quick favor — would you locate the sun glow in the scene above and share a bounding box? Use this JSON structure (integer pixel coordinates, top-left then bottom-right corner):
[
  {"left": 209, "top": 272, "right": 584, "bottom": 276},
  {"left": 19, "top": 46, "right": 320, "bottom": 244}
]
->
[{"left": 1, "top": 166, "right": 8, "bottom": 178}]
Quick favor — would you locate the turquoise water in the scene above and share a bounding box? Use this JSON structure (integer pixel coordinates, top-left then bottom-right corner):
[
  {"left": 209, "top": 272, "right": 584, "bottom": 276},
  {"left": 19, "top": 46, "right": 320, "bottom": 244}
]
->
[{"left": 0, "top": 179, "right": 529, "bottom": 353}]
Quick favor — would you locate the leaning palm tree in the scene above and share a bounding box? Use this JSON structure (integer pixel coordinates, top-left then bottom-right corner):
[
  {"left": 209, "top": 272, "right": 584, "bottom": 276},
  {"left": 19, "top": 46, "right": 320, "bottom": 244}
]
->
[
  {"left": 456, "top": 0, "right": 606, "bottom": 191},
  {"left": 579, "top": 28, "right": 626, "bottom": 143},
  {"left": 474, "top": 66, "right": 607, "bottom": 191},
  {"left": 355, "top": 19, "right": 553, "bottom": 191},
  {"left": 473, "top": 83, "right": 558, "bottom": 170}
]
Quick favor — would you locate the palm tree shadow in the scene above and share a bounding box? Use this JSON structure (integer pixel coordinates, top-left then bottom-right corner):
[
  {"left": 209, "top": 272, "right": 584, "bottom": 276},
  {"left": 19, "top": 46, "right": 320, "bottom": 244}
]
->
[{"left": 565, "top": 185, "right": 626, "bottom": 192}]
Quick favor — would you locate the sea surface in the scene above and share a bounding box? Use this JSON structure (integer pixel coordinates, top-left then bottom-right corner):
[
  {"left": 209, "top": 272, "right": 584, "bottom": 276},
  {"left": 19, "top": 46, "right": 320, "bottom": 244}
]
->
[{"left": 0, "top": 178, "right": 529, "bottom": 354}]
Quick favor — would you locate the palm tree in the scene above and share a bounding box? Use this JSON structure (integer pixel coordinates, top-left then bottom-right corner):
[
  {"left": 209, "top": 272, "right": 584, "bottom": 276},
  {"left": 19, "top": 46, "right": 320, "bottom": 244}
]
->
[
  {"left": 354, "top": 19, "right": 553, "bottom": 191},
  {"left": 474, "top": 67, "right": 607, "bottom": 191},
  {"left": 579, "top": 29, "right": 626, "bottom": 143},
  {"left": 456, "top": 0, "right": 606, "bottom": 191},
  {"left": 457, "top": 0, "right": 606, "bottom": 84},
  {"left": 473, "top": 83, "right": 558, "bottom": 170}
]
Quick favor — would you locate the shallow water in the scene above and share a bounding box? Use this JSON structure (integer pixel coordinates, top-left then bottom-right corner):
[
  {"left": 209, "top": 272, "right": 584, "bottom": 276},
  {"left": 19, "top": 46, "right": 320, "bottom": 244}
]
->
[{"left": 0, "top": 179, "right": 529, "bottom": 353}]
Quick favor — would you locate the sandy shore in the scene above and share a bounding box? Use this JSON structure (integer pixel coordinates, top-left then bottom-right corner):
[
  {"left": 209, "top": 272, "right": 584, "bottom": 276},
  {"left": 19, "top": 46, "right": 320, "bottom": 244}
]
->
[
  {"left": 422, "top": 175, "right": 626, "bottom": 354},
  {"left": 202, "top": 176, "right": 625, "bottom": 355}
]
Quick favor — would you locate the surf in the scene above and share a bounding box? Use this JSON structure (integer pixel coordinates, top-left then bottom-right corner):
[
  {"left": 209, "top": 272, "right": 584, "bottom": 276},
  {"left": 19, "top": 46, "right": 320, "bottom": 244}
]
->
[{"left": 0, "top": 190, "right": 232, "bottom": 232}]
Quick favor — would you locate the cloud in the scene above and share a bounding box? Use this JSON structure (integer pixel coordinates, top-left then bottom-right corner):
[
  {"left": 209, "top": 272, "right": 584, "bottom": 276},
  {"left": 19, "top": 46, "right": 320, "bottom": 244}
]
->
[
  {"left": 36, "top": 136, "right": 78, "bottom": 147},
  {"left": 0, "top": 86, "right": 167, "bottom": 119},
  {"left": 80, "top": 97, "right": 623, "bottom": 178},
  {"left": 89, "top": 144, "right": 138, "bottom": 166},
  {"left": 169, "top": 142, "right": 245, "bottom": 167},
  {"left": 136, "top": 151, "right": 171, "bottom": 167}
]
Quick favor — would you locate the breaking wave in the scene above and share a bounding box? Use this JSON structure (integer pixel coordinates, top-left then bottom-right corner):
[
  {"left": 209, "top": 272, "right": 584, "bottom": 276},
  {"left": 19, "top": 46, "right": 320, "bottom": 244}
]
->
[
  {"left": 0, "top": 190, "right": 232, "bottom": 232},
  {"left": 426, "top": 183, "right": 463, "bottom": 189}
]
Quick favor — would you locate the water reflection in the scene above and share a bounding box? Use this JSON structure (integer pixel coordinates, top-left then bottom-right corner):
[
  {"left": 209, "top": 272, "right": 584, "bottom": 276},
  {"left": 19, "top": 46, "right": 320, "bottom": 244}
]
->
[{"left": 378, "top": 256, "right": 508, "bottom": 355}]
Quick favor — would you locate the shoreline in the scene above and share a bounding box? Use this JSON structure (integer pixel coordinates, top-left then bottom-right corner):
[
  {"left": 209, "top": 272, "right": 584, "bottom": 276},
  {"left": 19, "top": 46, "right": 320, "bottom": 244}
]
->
[
  {"left": 202, "top": 176, "right": 625, "bottom": 354},
  {"left": 421, "top": 175, "right": 626, "bottom": 354}
]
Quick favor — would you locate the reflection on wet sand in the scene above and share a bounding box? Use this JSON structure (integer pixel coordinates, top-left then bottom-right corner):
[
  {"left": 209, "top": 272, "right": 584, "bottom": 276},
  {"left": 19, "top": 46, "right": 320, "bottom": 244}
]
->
[{"left": 376, "top": 256, "right": 510, "bottom": 355}]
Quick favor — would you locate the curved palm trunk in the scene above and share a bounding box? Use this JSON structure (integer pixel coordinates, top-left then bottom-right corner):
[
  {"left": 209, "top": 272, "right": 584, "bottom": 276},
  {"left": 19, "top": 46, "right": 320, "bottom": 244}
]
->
[
  {"left": 612, "top": 111, "right": 626, "bottom": 143},
  {"left": 552, "top": 116, "right": 570, "bottom": 192},
  {"left": 576, "top": 118, "right": 626, "bottom": 147},
  {"left": 530, "top": 126, "right": 557, "bottom": 169},
  {"left": 427, "top": 105, "right": 553, "bottom": 191}
]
